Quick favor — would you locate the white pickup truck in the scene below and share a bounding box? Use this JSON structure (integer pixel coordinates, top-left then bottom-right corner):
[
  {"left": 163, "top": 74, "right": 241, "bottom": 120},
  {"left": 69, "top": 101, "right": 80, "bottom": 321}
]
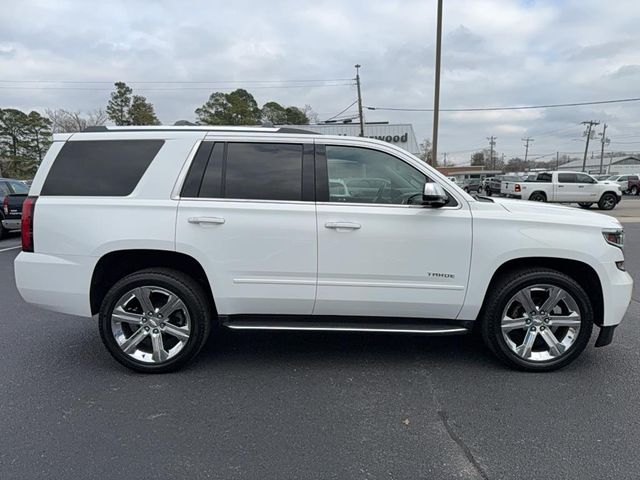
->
[{"left": 510, "top": 171, "right": 622, "bottom": 210}]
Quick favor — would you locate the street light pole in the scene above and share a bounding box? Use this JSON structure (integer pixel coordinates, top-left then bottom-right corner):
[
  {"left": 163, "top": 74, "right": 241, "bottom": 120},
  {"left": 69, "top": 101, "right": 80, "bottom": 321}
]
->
[{"left": 430, "top": 0, "right": 443, "bottom": 168}]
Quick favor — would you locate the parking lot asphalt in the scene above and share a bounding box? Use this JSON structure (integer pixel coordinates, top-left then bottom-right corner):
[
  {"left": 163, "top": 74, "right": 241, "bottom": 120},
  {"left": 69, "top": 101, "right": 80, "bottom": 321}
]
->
[{"left": 1, "top": 208, "right": 640, "bottom": 479}]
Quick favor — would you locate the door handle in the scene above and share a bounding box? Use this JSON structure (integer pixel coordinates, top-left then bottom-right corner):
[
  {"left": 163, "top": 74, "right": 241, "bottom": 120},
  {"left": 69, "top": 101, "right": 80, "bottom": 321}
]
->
[
  {"left": 578, "top": 185, "right": 584, "bottom": 188},
  {"left": 558, "top": 185, "right": 564, "bottom": 188},
  {"left": 188, "top": 216, "right": 225, "bottom": 225},
  {"left": 325, "top": 222, "right": 361, "bottom": 230}
]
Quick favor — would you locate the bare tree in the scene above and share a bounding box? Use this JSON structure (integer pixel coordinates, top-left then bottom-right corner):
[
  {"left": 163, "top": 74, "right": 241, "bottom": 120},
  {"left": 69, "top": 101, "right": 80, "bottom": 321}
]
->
[{"left": 46, "top": 109, "right": 107, "bottom": 133}]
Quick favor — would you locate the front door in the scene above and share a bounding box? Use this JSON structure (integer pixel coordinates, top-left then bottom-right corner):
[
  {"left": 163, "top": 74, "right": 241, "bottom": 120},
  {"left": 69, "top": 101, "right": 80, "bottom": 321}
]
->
[
  {"left": 314, "top": 142, "right": 472, "bottom": 319},
  {"left": 176, "top": 140, "right": 317, "bottom": 316}
]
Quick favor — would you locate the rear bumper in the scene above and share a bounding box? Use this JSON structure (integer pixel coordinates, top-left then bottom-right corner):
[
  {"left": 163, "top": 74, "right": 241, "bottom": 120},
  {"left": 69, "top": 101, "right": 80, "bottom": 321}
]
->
[
  {"left": 14, "top": 252, "right": 94, "bottom": 317},
  {"left": 1, "top": 218, "right": 20, "bottom": 230}
]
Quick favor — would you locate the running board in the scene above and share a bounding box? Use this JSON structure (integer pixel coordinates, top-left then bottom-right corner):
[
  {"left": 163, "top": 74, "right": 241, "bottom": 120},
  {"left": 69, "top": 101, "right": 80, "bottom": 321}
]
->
[{"left": 220, "top": 315, "right": 471, "bottom": 336}]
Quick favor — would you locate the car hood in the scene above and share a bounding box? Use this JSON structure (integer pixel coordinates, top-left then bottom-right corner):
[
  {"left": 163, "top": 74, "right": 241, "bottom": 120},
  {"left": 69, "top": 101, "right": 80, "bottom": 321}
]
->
[{"left": 486, "top": 197, "right": 622, "bottom": 229}]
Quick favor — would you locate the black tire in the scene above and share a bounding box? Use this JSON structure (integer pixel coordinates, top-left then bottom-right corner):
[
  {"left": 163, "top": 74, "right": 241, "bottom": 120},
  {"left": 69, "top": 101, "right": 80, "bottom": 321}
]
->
[
  {"left": 598, "top": 192, "right": 617, "bottom": 210},
  {"left": 480, "top": 268, "right": 593, "bottom": 372},
  {"left": 99, "top": 268, "right": 212, "bottom": 373},
  {"left": 464, "top": 187, "right": 470, "bottom": 193},
  {"left": 578, "top": 202, "right": 593, "bottom": 209},
  {"left": 486, "top": 188, "right": 492, "bottom": 196},
  {"left": 631, "top": 186, "right": 638, "bottom": 195},
  {"left": 529, "top": 192, "right": 546, "bottom": 202}
]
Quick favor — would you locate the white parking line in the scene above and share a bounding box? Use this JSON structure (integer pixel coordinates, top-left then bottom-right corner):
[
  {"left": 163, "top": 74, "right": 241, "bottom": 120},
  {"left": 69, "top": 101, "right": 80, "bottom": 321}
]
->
[{"left": 0, "top": 245, "right": 21, "bottom": 253}]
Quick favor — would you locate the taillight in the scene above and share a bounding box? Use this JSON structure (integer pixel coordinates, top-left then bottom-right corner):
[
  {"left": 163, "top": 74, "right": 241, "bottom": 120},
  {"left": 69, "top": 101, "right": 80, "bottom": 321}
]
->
[
  {"left": 2, "top": 196, "right": 7, "bottom": 215},
  {"left": 515, "top": 184, "right": 521, "bottom": 193},
  {"left": 21, "top": 196, "right": 37, "bottom": 252}
]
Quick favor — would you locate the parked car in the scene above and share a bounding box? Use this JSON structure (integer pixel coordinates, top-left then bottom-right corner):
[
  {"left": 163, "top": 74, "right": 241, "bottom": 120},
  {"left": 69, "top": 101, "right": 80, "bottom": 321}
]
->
[
  {"left": 461, "top": 179, "right": 482, "bottom": 193},
  {"left": 593, "top": 174, "right": 611, "bottom": 181},
  {"left": 607, "top": 174, "right": 639, "bottom": 194},
  {"left": 626, "top": 177, "right": 640, "bottom": 195},
  {"left": 512, "top": 171, "right": 621, "bottom": 209},
  {"left": 0, "top": 178, "right": 29, "bottom": 239},
  {"left": 485, "top": 176, "right": 504, "bottom": 196},
  {"left": 15, "top": 126, "right": 631, "bottom": 373}
]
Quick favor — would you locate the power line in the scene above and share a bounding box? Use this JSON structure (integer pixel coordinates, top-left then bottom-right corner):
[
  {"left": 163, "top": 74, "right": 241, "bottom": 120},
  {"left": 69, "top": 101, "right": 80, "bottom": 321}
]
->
[
  {"left": 324, "top": 100, "right": 358, "bottom": 122},
  {"left": 0, "top": 83, "right": 354, "bottom": 91},
  {"left": 0, "top": 78, "right": 353, "bottom": 84},
  {"left": 365, "top": 96, "right": 640, "bottom": 113}
]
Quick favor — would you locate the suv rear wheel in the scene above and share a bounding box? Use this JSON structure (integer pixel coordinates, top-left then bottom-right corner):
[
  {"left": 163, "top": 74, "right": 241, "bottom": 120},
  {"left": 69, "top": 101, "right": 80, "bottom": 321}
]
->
[
  {"left": 481, "top": 268, "right": 593, "bottom": 371},
  {"left": 99, "top": 268, "right": 211, "bottom": 373}
]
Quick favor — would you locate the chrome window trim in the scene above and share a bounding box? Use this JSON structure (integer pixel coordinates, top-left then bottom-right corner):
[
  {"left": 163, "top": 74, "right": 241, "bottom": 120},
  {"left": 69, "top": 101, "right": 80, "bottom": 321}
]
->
[
  {"left": 315, "top": 200, "right": 462, "bottom": 210},
  {"left": 177, "top": 197, "right": 313, "bottom": 206}
]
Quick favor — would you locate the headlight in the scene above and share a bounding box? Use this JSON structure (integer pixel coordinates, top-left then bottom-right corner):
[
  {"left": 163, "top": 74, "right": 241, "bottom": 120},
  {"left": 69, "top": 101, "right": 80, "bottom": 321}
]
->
[{"left": 603, "top": 229, "right": 624, "bottom": 249}]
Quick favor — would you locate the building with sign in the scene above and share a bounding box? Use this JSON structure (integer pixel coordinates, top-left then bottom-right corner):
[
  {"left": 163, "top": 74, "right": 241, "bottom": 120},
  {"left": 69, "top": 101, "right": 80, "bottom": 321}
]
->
[{"left": 285, "top": 122, "right": 420, "bottom": 155}]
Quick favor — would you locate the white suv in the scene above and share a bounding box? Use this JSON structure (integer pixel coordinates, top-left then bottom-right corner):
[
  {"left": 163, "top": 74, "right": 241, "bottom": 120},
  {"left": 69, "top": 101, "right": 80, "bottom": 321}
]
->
[{"left": 15, "top": 126, "right": 632, "bottom": 373}]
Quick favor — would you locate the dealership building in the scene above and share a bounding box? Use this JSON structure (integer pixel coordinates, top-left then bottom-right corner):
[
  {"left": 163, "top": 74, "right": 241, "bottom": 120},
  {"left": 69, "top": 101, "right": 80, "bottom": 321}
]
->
[{"left": 287, "top": 122, "right": 420, "bottom": 155}]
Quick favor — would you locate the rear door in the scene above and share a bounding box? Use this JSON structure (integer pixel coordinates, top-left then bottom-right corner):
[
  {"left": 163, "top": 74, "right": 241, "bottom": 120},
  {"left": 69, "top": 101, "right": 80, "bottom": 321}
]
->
[
  {"left": 175, "top": 138, "right": 317, "bottom": 316},
  {"left": 556, "top": 172, "right": 577, "bottom": 202}
]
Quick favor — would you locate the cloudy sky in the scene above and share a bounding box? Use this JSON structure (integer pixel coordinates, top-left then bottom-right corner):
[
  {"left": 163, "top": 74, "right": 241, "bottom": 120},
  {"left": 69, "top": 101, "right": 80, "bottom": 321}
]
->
[{"left": 1, "top": 0, "right": 640, "bottom": 164}]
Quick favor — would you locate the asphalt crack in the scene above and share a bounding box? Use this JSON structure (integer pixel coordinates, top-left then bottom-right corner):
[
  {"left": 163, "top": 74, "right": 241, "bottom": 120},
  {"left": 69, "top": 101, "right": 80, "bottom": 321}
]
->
[
  {"left": 437, "top": 410, "right": 490, "bottom": 480},
  {"left": 423, "top": 364, "right": 489, "bottom": 480}
]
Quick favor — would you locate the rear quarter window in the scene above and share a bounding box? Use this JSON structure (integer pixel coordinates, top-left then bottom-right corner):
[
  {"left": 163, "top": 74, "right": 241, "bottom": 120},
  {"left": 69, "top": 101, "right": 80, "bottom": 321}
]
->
[{"left": 41, "top": 140, "right": 164, "bottom": 196}]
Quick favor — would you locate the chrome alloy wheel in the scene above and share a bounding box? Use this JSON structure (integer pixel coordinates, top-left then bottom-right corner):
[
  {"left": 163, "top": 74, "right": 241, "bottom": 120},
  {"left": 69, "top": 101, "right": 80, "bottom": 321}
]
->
[
  {"left": 111, "top": 286, "right": 191, "bottom": 364},
  {"left": 501, "top": 284, "right": 581, "bottom": 362}
]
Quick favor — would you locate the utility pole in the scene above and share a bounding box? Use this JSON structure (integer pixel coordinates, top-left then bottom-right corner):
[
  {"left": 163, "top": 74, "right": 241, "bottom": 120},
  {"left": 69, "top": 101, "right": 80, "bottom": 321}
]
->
[
  {"left": 581, "top": 120, "right": 600, "bottom": 172},
  {"left": 442, "top": 152, "right": 447, "bottom": 167},
  {"left": 487, "top": 136, "right": 496, "bottom": 169},
  {"left": 556, "top": 151, "right": 559, "bottom": 170},
  {"left": 522, "top": 137, "right": 534, "bottom": 167},
  {"left": 354, "top": 64, "right": 364, "bottom": 137},
  {"left": 598, "top": 123, "right": 609, "bottom": 174},
  {"left": 430, "top": 0, "right": 444, "bottom": 167}
]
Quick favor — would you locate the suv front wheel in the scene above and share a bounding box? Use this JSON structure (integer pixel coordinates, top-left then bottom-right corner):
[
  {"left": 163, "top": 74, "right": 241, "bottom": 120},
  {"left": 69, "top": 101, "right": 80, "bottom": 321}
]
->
[
  {"left": 99, "top": 268, "right": 211, "bottom": 373},
  {"left": 481, "top": 268, "right": 593, "bottom": 371}
]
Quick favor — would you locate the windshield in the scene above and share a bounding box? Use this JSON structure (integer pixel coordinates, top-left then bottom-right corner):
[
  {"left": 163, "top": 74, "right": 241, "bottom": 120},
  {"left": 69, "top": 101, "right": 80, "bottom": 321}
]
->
[{"left": 9, "top": 181, "right": 29, "bottom": 194}]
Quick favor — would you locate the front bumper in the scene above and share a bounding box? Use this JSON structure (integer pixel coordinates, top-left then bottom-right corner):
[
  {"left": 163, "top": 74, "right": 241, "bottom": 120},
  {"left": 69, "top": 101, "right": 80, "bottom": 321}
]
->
[{"left": 599, "top": 260, "right": 633, "bottom": 327}]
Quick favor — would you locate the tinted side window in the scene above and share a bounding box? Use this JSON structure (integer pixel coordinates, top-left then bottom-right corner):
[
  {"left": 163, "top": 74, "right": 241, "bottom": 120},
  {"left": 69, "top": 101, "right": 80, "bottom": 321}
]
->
[
  {"left": 181, "top": 141, "right": 214, "bottom": 197},
  {"left": 536, "top": 173, "right": 552, "bottom": 182},
  {"left": 0, "top": 182, "right": 10, "bottom": 196},
  {"left": 42, "top": 140, "right": 163, "bottom": 196},
  {"left": 224, "top": 143, "right": 303, "bottom": 201},
  {"left": 576, "top": 173, "right": 594, "bottom": 183},
  {"left": 558, "top": 173, "right": 577, "bottom": 183},
  {"left": 198, "top": 143, "right": 225, "bottom": 198}
]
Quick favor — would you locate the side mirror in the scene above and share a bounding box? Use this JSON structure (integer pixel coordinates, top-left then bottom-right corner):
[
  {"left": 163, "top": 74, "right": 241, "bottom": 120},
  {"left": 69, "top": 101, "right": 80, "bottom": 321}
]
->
[{"left": 422, "top": 183, "right": 448, "bottom": 208}]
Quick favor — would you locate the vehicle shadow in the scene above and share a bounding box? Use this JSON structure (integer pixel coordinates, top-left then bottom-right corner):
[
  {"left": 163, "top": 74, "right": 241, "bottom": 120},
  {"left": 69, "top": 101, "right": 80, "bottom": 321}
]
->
[{"left": 193, "top": 327, "right": 501, "bottom": 371}]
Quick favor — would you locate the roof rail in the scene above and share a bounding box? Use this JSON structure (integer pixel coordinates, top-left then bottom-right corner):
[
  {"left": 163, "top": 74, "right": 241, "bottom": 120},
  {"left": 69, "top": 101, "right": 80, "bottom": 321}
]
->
[{"left": 81, "top": 125, "right": 320, "bottom": 135}]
